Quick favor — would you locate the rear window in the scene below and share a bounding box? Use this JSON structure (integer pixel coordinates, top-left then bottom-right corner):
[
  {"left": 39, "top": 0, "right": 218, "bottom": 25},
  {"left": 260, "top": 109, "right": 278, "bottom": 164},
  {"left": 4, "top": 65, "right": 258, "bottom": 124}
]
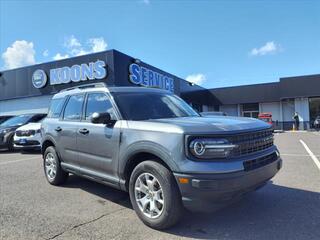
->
[{"left": 48, "top": 98, "right": 65, "bottom": 118}]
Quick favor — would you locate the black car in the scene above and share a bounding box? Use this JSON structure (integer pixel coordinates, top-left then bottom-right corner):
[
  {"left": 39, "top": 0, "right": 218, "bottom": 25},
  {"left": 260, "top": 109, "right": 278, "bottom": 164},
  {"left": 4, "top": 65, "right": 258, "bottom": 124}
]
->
[
  {"left": 0, "top": 114, "right": 46, "bottom": 151},
  {"left": 0, "top": 115, "right": 14, "bottom": 125}
]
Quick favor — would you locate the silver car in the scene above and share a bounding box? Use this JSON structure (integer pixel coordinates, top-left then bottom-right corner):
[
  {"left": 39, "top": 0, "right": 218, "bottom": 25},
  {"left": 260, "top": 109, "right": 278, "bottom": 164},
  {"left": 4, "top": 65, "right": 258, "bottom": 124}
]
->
[{"left": 41, "top": 83, "right": 282, "bottom": 229}]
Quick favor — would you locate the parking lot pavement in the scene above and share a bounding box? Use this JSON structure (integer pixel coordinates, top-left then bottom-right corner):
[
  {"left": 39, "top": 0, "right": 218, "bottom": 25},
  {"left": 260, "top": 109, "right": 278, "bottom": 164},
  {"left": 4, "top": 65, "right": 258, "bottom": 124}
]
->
[{"left": 0, "top": 132, "right": 319, "bottom": 240}]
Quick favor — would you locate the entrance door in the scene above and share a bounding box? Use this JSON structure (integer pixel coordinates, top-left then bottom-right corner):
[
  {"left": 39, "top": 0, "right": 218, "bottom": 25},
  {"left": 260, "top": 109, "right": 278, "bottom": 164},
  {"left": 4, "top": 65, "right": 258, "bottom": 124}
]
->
[
  {"left": 309, "top": 97, "right": 320, "bottom": 128},
  {"left": 241, "top": 103, "right": 259, "bottom": 118}
]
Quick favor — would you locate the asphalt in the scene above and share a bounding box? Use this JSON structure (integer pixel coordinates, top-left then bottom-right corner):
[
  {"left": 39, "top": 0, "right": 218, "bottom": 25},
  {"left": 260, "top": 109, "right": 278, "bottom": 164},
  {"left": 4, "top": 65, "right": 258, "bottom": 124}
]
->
[{"left": 0, "top": 132, "right": 319, "bottom": 240}]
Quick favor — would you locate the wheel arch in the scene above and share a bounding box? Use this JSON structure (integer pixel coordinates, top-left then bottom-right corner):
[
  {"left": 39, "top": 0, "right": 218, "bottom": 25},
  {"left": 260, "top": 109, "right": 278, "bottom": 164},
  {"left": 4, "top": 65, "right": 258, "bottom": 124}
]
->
[
  {"left": 41, "top": 136, "right": 57, "bottom": 156},
  {"left": 120, "top": 142, "right": 177, "bottom": 191}
]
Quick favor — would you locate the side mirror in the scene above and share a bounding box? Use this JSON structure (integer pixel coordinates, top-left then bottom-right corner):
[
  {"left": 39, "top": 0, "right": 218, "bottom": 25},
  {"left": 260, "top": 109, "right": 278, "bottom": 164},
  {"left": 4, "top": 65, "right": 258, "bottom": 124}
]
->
[{"left": 91, "top": 112, "right": 112, "bottom": 124}]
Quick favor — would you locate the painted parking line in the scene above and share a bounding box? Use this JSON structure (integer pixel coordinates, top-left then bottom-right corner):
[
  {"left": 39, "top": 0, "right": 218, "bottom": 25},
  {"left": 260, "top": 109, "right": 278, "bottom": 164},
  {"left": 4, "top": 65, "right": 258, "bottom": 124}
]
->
[
  {"left": 0, "top": 156, "right": 40, "bottom": 166},
  {"left": 281, "top": 153, "right": 320, "bottom": 157},
  {"left": 300, "top": 140, "right": 320, "bottom": 171}
]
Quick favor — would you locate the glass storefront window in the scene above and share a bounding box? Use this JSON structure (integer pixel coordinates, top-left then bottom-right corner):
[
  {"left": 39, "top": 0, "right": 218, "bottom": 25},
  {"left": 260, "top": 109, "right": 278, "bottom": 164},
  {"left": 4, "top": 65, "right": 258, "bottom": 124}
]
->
[
  {"left": 309, "top": 97, "right": 320, "bottom": 128},
  {"left": 241, "top": 103, "right": 259, "bottom": 118}
]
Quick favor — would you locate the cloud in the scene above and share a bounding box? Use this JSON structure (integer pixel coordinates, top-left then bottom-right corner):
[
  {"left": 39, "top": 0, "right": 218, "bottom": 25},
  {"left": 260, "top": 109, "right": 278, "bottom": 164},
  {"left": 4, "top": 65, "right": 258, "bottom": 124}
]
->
[
  {"left": 250, "top": 41, "right": 281, "bottom": 56},
  {"left": 140, "top": 0, "right": 150, "bottom": 4},
  {"left": 53, "top": 35, "right": 108, "bottom": 60},
  {"left": 2, "top": 40, "right": 36, "bottom": 69},
  {"left": 88, "top": 37, "right": 108, "bottom": 53},
  {"left": 53, "top": 53, "right": 69, "bottom": 60},
  {"left": 64, "top": 35, "right": 81, "bottom": 49},
  {"left": 42, "top": 49, "right": 49, "bottom": 57},
  {"left": 186, "top": 73, "right": 206, "bottom": 86}
]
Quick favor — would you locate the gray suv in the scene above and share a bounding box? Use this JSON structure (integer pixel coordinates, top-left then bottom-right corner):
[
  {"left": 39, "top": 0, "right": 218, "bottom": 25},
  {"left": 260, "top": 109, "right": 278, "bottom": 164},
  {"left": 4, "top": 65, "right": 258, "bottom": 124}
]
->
[{"left": 41, "top": 83, "right": 282, "bottom": 229}]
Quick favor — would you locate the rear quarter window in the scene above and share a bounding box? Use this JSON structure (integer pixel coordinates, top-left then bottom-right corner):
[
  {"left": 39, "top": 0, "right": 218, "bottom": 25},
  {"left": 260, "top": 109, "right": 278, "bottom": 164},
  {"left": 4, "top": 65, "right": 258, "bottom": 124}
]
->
[{"left": 48, "top": 98, "right": 65, "bottom": 118}]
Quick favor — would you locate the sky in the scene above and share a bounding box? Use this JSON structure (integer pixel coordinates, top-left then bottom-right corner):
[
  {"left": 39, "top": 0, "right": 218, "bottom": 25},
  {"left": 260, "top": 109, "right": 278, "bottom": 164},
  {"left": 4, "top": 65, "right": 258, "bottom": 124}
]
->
[{"left": 0, "top": 0, "right": 319, "bottom": 89}]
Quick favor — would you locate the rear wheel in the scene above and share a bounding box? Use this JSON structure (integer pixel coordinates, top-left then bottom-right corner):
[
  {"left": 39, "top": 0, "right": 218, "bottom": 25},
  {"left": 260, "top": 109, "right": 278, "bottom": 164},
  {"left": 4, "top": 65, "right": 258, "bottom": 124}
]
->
[
  {"left": 129, "top": 161, "right": 183, "bottom": 229},
  {"left": 43, "top": 146, "right": 68, "bottom": 185}
]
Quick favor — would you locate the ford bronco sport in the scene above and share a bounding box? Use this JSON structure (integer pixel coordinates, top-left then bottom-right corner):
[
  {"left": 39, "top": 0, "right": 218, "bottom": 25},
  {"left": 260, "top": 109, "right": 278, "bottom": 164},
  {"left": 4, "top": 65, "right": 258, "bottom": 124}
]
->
[{"left": 41, "top": 83, "right": 282, "bottom": 229}]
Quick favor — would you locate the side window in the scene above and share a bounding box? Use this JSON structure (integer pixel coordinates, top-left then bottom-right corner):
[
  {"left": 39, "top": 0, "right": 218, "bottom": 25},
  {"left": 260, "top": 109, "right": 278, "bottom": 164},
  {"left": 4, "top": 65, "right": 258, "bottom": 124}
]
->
[
  {"left": 63, "top": 94, "right": 84, "bottom": 121},
  {"left": 85, "top": 93, "right": 116, "bottom": 120},
  {"left": 48, "top": 98, "right": 65, "bottom": 118}
]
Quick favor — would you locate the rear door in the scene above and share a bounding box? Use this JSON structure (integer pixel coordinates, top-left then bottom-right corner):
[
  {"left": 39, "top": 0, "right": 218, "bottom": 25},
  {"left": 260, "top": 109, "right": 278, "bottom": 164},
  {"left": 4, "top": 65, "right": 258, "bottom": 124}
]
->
[
  {"left": 57, "top": 94, "right": 85, "bottom": 169},
  {"left": 77, "top": 92, "right": 121, "bottom": 185}
]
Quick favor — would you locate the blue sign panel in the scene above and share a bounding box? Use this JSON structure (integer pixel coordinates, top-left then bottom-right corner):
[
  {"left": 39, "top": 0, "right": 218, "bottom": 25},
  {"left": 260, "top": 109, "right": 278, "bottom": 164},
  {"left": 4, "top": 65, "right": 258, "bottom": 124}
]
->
[
  {"left": 32, "top": 60, "right": 107, "bottom": 88},
  {"left": 129, "top": 63, "right": 174, "bottom": 92},
  {"left": 49, "top": 60, "right": 107, "bottom": 86},
  {"left": 32, "top": 69, "right": 47, "bottom": 89}
]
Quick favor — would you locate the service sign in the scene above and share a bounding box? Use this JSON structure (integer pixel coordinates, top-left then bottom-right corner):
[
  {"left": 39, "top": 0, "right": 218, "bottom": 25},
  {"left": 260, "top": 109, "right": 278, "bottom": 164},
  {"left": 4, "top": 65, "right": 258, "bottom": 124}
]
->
[
  {"left": 32, "top": 60, "right": 107, "bottom": 89},
  {"left": 129, "top": 63, "right": 174, "bottom": 92}
]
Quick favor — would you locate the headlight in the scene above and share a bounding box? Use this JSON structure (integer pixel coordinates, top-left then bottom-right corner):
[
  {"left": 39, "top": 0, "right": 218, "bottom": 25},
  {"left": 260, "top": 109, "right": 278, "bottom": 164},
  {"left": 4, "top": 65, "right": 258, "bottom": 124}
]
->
[
  {"left": 0, "top": 128, "right": 11, "bottom": 135},
  {"left": 188, "top": 138, "right": 238, "bottom": 159}
]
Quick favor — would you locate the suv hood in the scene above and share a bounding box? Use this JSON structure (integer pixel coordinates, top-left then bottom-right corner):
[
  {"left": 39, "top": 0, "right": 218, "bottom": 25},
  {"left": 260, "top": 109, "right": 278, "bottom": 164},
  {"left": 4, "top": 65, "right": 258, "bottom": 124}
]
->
[
  {"left": 16, "top": 123, "right": 41, "bottom": 131},
  {"left": 150, "top": 116, "right": 271, "bottom": 134}
]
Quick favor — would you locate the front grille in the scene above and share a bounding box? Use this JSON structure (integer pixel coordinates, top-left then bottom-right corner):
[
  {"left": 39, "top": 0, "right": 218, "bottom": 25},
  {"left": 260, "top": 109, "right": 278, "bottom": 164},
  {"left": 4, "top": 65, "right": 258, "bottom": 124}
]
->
[
  {"left": 228, "top": 129, "right": 274, "bottom": 157},
  {"left": 243, "top": 152, "right": 278, "bottom": 171},
  {"left": 14, "top": 140, "right": 40, "bottom": 146},
  {"left": 16, "top": 130, "right": 35, "bottom": 137}
]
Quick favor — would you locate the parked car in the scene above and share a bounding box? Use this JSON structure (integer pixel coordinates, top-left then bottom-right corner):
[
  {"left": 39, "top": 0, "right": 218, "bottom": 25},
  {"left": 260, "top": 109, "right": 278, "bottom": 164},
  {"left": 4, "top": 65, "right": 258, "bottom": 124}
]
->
[
  {"left": 314, "top": 116, "right": 320, "bottom": 130},
  {"left": 13, "top": 118, "right": 46, "bottom": 151},
  {"left": 200, "top": 111, "right": 227, "bottom": 116},
  {"left": 258, "top": 112, "right": 273, "bottom": 126},
  {"left": 0, "top": 115, "right": 14, "bottom": 125},
  {"left": 0, "top": 113, "right": 46, "bottom": 151},
  {"left": 41, "top": 83, "right": 281, "bottom": 229}
]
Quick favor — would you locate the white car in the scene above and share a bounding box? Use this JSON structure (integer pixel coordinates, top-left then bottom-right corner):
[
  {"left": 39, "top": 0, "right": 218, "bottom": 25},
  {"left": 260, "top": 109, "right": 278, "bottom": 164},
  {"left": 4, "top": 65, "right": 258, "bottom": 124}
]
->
[{"left": 13, "top": 122, "right": 42, "bottom": 150}]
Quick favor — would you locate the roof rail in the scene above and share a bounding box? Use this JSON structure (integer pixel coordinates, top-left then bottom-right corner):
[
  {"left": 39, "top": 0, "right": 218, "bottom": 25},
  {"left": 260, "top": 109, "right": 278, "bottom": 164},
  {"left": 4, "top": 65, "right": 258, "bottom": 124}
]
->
[{"left": 59, "top": 82, "right": 107, "bottom": 92}]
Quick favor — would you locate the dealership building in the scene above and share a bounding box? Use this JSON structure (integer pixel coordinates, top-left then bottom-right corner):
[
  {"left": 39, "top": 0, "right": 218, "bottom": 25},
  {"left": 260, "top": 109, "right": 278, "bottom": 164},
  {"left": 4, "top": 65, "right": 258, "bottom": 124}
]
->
[
  {"left": 0, "top": 49, "right": 319, "bottom": 130},
  {"left": 0, "top": 49, "right": 214, "bottom": 115},
  {"left": 211, "top": 74, "right": 320, "bottom": 130}
]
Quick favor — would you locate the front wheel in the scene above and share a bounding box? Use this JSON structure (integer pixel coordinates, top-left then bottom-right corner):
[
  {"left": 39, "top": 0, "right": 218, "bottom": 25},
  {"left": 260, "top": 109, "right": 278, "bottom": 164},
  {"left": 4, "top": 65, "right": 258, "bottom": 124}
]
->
[
  {"left": 43, "top": 146, "right": 68, "bottom": 185},
  {"left": 129, "top": 161, "right": 183, "bottom": 229}
]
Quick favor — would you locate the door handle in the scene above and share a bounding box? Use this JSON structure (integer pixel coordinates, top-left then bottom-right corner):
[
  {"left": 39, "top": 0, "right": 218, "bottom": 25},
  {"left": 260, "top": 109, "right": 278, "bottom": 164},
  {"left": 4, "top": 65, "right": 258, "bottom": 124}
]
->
[
  {"left": 55, "top": 127, "right": 62, "bottom": 132},
  {"left": 79, "top": 128, "right": 89, "bottom": 135}
]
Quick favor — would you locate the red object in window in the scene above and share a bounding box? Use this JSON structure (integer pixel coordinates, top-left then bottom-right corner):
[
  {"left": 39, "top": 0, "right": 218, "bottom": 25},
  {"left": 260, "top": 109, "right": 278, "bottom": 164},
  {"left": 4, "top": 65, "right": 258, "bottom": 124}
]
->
[{"left": 258, "top": 113, "right": 273, "bottom": 125}]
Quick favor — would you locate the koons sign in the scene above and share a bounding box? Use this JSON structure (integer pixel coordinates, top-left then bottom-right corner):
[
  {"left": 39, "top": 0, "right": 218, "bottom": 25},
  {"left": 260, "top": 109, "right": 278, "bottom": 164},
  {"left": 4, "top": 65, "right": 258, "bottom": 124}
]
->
[
  {"left": 129, "top": 63, "right": 174, "bottom": 92},
  {"left": 32, "top": 60, "right": 107, "bottom": 89}
]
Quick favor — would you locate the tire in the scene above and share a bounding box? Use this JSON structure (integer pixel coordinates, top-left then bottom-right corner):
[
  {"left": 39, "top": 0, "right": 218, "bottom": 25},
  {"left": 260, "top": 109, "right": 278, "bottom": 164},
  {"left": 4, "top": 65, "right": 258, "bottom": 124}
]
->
[
  {"left": 43, "top": 146, "right": 68, "bottom": 185},
  {"left": 7, "top": 136, "right": 15, "bottom": 152},
  {"left": 129, "top": 160, "right": 183, "bottom": 229}
]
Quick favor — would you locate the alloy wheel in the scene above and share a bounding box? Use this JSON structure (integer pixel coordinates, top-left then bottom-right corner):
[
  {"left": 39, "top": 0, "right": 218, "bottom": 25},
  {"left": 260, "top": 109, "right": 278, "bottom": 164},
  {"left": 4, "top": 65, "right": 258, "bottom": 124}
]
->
[
  {"left": 45, "top": 152, "right": 57, "bottom": 181},
  {"left": 134, "top": 173, "right": 164, "bottom": 219}
]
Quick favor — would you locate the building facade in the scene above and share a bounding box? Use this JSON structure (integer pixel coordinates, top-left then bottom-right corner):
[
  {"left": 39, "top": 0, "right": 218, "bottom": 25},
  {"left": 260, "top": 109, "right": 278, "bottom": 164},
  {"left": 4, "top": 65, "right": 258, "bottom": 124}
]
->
[
  {"left": 210, "top": 74, "right": 320, "bottom": 130},
  {"left": 0, "top": 49, "right": 215, "bottom": 115},
  {"left": 0, "top": 49, "right": 319, "bottom": 131}
]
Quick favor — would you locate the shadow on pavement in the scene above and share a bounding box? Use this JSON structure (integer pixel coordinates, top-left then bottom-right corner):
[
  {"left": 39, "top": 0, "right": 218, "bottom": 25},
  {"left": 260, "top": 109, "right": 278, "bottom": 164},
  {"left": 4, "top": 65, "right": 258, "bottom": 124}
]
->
[
  {"left": 63, "top": 175, "right": 132, "bottom": 209},
  {"left": 62, "top": 176, "right": 320, "bottom": 239}
]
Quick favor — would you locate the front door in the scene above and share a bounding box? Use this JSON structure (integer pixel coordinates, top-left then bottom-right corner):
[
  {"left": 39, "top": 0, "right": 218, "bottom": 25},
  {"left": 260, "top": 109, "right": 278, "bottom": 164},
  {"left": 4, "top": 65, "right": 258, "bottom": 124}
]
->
[{"left": 77, "top": 92, "right": 121, "bottom": 185}]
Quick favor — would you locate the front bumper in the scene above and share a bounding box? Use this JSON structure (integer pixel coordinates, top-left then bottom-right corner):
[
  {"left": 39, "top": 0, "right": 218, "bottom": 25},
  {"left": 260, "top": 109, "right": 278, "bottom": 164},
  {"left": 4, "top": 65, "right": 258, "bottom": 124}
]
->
[
  {"left": 174, "top": 155, "right": 282, "bottom": 212},
  {"left": 13, "top": 134, "right": 41, "bottom": 150}
]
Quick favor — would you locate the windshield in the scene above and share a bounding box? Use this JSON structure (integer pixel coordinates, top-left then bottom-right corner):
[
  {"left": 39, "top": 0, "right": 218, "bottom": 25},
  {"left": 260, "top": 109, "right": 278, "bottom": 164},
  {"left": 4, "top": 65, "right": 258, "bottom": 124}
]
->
[
  {"left": 0, "top": 115, "right": 33, "bottom": 127},
  {"left": 113, "top": 92, "right": 199, "bottom": 120}
]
